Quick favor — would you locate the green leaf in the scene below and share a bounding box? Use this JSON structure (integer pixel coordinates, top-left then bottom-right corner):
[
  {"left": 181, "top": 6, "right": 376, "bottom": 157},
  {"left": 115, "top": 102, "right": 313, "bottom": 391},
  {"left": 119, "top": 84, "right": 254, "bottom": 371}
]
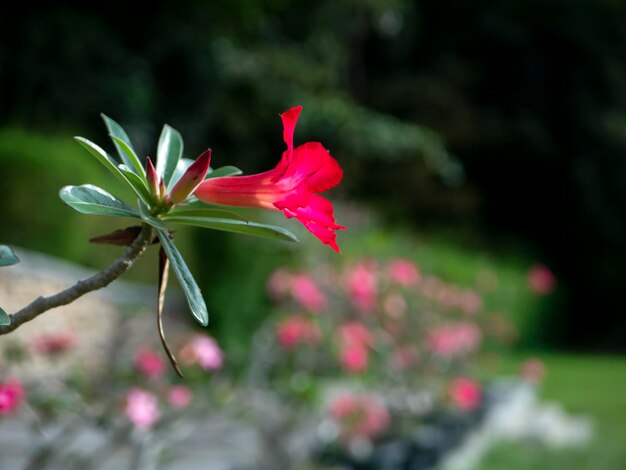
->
[
  {"left": 59, "top": 185, "right": 139, "bottom": 218},
  {"left": 163, "top": 216, "right": 299, "bottom": 242},
  {"left": 164, "top": 206, "right": 245, "bottom": 221},
  {"left": 110, "top": 135, "right": 145, "bottom": 178},
  {"left": 156, "top": 125, "right": 183, "bottom": 185},
  {"left": 119, "top": 165, "right": 152, "bottom": 205},
  {"left": 138, "top": 200, "right": 168, "bottom": 230},
  {"left": 205, "top": 165, "right": 243, "bottom": 179},
  {"left": 157, "top": 230, "right": 208, "bottom": 326},
  {"left": 101, "top": 114, "right": 140, "bottom": 171},
  {"left": 0, "top": 245, "right": 19, "bottom": 267},
  {"left": 0, "top": 307, "right": 10, "bottom": 326},
  {"left": 167, "top": 158, "right": 194, "bottom": 191},
  {"left": 74, "top": 137, "right": 129, "bottom": 185}
]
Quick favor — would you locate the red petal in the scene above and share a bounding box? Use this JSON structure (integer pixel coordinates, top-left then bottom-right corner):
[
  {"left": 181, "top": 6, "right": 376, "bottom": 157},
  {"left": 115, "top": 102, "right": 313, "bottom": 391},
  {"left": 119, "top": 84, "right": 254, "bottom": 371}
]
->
[
  {"left": 170, "top": 149, "right": 212, "bottom": 204},
  {"left": 280, "top": 106, "right": 302, "bottom": 155},
  {"left": 290, "top": 142, "right": 343, "bottom": 193}
]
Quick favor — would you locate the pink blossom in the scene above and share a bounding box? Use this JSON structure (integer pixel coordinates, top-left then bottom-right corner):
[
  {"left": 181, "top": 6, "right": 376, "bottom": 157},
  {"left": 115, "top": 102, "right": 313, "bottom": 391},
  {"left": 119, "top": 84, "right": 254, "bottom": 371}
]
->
[
  {"left": 0, "top": 379, "right": 24, "bottom": 415},
  {"left": 449, "top": 377, "right": 481, "bottom": 412},
  {"left": 180, "top": 335, "right": 224, "bottom": 371},
  {"left": 345, "top": 261, "right": 378, "bottom": 312},
  {"left": 528, "top": 264, "right": 556, "bottom": 294},
  {"left": 339, "top": 345, "right": 369, "bottom": 373},
  {"left": 521, "top": 358, "right": 547, "bottom": 383},
  {"left": 134, "top": 348, "right": 166, "bottom": 380},
  {"left": 329, "top": 393, "right": 390, "bottom": 439},
  {"left": 276, "top": 315, "right": 321, "bottom": 349},
  {"left": 290, "top": 274, "right": 327, "bottom": 312},
  {"left": 267, "top": 268, "right": 293, "bottom": 299},
  {"left": 338, "top": 321, "right": 373, "bottom": 348},
  {"left": 459, "top": 290, "right": 483, "bottom": 315},
  {"left": 382, "top": 293, "right": 407, "bottom": 319},
  {"left": 387, "top": 259, "right": 421, "bottom": 286},
  {"left": 427, "top": 322, "right": 482, "bottom": 359},
  {"left": 32, "top": 331, "right": 75, "bottom": 355},
  {"left": 125, "top": 388, "right": 159, "bottom": 429},
  {"left": 168, "top": 386, "right": 193, "bottom": 409}
]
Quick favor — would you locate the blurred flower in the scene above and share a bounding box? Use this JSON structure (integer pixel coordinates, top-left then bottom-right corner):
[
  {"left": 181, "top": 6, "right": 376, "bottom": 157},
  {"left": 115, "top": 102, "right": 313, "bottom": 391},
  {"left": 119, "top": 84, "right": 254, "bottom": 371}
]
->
[
  {"left": 345, "top": 261, "right": 378, "bottom": 312},
  {"left": 134, "top": 348, "right": 167, "bottom": 380},
  {"left": 267, "top": 268, "right": 293, "bottom": 299},
  {"left": 0, "top": 379, "right": 24, "bottom": 415},
  {"left": 195, "top": 106, "right": 345, "bottom": 251},
  {"left": 125, "top": 388, "right": 159, "bottom": 429},
  {"left": 459, "top": 290, "right": 483, "bottom": 315},
  {"left": 329, "top": 393, "right": 390, "bottom": 440},
  {"left": 180, "top": 335, "right": 223, "bottom": 371},
  {"left": 387, "top": 259, "right": 421, "bottom": 286},
  {"left": 339, "top": 345, "right": 369, "bottom": 374},
  {"left": 290, "top": 274, "right": 327, "bottom": 312},
  {"left": 528, "top": 264, "right": 556, "bottom": 294},
  {"left": 427, "top": 322, "right": 482, "bottom": 359},
  {"left": 276, "top": 315, "right": 321, "bottom": 349},
  {"left": 32, "top": 331, "right": 75, "bottom": 355},
  {"left": 521, "top": 358, "right": 547, "bottom": 383},
  {"left": 338, "top": 322, "right": 373, "bottom": 348},
  {"left": 449, "top": 377, "right": 481, "bottom": 412},
  {"left": 382, "top": 293, "right": 407, "bottom": 319},
  {"left": 168, "top": 385, "right": 192, "bottom": 409}
]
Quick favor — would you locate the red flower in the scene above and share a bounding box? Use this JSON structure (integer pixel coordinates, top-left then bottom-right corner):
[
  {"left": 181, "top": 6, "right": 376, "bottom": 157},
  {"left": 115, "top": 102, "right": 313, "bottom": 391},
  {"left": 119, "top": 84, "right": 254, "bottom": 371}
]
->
[{"left": 194, "top": 106, "right": 345, "bottom": 251}]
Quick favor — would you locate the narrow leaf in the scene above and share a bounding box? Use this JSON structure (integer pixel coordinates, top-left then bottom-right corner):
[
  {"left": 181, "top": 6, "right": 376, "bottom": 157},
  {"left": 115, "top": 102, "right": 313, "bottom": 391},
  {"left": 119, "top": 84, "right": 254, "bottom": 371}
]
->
[
  {"left": 156, "top": 125, "right": 183, "bottom": 185},
  {"left": 110, "top": 135, "right": 145, "bottom": 177},
  {"left": 90, "top": 226, "right": 143, "bottom": 246},
  {"left": 164, "top": 207, "right": 245, "bottom": 221},
  {"left": 0, "top": 307, "right": 10, "bottom": 326},
  {"left": 163, "top": 216, "right": 299, "bottom": 242},
  {"left": 157, "top": 230, "right": 208, "bottom": 326},
  {"left": 0, "top": 245, "right": 19, "bottom": 267},
  {"left": 101, "top": 114, "right": 138, "bottom": 170},
  {"left": 119, "top": 165, "right": 152, "bottom": 204},
  {"left": 74, "top": 137, "right": 129, "bottom": 186},
  {"left": 205, "top": 165, "right": 243, "bottom": 179},
  {"left": 59, "top": 185, "right": 139, "bottom": 218}
]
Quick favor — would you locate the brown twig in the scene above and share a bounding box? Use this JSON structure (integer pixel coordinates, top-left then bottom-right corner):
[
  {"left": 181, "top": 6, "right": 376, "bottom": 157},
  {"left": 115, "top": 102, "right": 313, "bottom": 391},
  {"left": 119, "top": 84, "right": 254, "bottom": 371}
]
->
[
  {"left": 158, "top": 247, "right": 184, "bottom": 377},
  {"left": 0, "top": 224, "right": 155, "bottom": 336}
]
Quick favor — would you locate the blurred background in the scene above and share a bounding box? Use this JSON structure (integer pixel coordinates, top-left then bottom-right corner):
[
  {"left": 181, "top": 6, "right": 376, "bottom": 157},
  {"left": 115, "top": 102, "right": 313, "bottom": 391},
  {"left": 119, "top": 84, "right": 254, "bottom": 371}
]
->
[{"left": 1, "top": 1, "right": 625, "bottom": 469}]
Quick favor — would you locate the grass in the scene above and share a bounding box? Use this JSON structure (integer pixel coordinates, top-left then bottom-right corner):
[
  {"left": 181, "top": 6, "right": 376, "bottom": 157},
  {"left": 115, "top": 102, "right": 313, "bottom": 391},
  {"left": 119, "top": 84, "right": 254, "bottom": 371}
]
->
[{"left": 478, "top": 353, "right": 626, "bottom": 469}]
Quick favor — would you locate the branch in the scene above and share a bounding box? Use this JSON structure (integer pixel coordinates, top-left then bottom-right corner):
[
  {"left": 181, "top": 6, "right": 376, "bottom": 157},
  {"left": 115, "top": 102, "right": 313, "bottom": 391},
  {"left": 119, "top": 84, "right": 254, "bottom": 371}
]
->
[{"left": 0, "top": 224, "right": 155, "bottom": 336}]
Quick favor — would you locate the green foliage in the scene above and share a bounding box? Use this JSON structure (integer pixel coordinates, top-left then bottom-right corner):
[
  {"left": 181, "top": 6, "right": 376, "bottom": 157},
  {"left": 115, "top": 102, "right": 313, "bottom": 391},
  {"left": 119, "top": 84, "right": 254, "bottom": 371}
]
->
[
  {"left": 59, "top": 185, "right": 139, "bottom": 218},
  {"left": 0, "top": 307, "right": 9, "bottom": 326},
  {"left": 157, "top": 229, "right": 208, "bottom": 326},
  {"left": 156, "top": 124, "right": 183, "bottom": 185}
]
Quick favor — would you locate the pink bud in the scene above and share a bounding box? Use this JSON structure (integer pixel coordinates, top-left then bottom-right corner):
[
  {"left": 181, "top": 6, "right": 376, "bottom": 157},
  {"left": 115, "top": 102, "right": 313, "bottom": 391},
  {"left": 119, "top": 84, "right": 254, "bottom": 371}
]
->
[
  {"left": 125, "top": 388, "right": 159, "bottom": 429},
  {"left": 146, "top": 157, "right": 161, "bottom": 200},
  {"left": 169, "top": 149, "right": 212, "bottom": 204}
]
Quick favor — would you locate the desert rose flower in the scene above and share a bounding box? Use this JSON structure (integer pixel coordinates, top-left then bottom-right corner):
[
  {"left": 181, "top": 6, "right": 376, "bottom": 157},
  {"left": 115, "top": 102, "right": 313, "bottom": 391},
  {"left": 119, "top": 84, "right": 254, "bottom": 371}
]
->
[
  {"left": 449, "top": 377, "right": 481, "bottom": 412},
  {"left": 134, "top": 348, "right": 167, "bottom": 380},
  {"left": 180, "top": 335, "right": 223, "bottom": 371},
  {"left": 345, "top": 261, "right": 378, "bottom": 312},
  {"left": 32, "top": 331, "right": 75, "bottom": 355},
  {"left": 290, "top": 274, "right": 327, "bottom": 312},
  {"left": 528, "top": 264, "right": 556, "bottom": 294},
  {"left": 125, "top": 388, "right": 159, "bottom": 429},
  {"left": 329, "top": 393, "right": 390, "bottom": 440},
  {"left": 0, "top": 379, "right": 24, "bottom": 415},
  {"left": 168, "top": 385, "right": 193, "bottom": 409},
  {"left": 194, "top": 106, "right": 345, "bottom": 251},
  {"left": 339, "top": 345, "right": 369, "bottom": 373},
  {"left": 387, "top": 259, "right": 421, "bottom": 286},
  {"left": 276, "top": 315, "right": 321, "bottom": 349}
]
